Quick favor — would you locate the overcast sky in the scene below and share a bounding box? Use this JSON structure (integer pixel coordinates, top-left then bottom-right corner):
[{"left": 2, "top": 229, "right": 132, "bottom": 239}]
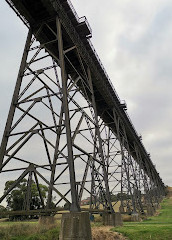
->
[{"left": 0, "top": 0, "right": 172, "bottom": 186}]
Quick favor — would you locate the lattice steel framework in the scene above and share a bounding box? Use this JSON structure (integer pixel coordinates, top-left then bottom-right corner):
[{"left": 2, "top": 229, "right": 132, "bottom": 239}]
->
[{"left": 0, "top": 0, "right": 165, "bottom": 215}]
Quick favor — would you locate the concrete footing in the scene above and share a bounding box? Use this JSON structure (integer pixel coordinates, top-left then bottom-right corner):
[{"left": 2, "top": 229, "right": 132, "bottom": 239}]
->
[
  {"left": 147, "top": 204, "right": 156, "bottom": 216},
  {"left": 103, "top": 213, "right": 123, "bottom": 226},
  {"left": 131, "top": 213, "right": 141, "bottom": 222},
  {"left": 38, "top": 216, "right": 55, "bottom": 225},
  {"left": 59, "top": 212, "right": 92, "bottom": 240},
  {"left": 115, "top": 212, "right": 123, "bottom": 226}
]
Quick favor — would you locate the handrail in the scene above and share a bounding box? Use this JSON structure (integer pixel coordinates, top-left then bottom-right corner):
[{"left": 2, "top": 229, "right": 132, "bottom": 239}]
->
[
  {"left": 6, "top": 0, "right": 30, "bottom": 28},
  {"left": 67, "top": 0, "right": 80, "bottom": 21}
]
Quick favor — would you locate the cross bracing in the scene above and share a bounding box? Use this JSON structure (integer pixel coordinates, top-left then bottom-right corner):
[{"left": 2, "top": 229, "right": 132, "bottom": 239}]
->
[{"left": 0, "top": 0, "right": 165, "bottom": 215}]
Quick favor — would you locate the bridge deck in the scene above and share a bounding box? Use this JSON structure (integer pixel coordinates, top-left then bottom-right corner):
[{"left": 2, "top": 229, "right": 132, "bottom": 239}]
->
[{"left": 6, "top": 0, "right": 163, "bottom": 185}]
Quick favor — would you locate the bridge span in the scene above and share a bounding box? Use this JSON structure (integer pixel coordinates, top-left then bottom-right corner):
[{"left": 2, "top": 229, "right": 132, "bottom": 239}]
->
[{"left": 0, "top": 0, "right": 165, "bottom": 238}]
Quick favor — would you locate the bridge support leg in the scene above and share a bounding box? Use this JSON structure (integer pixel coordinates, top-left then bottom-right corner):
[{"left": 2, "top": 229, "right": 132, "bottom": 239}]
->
[
  {"left": 56, "top": 17, "right": 80, "bottom": 212},
  {"left": 103, "top": 213, "right": 123, "bottom": 226},
  {"left": 59, "top": 212, "right": 92, "bottom": 240},
  {"left": 131, "top": 213, "right": 141, "bottom": 222}
]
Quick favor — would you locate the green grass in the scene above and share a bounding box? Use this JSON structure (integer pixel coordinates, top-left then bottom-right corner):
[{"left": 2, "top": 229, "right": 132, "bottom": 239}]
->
[
  {"left": 12, "top": 227, "right": 60, "bottom": 240},
  {"left": 0, "top": 221, "right": 38, "bottom": 227},
  {"left": 112, "top": 198, "right": 172, "bottom": 240}
]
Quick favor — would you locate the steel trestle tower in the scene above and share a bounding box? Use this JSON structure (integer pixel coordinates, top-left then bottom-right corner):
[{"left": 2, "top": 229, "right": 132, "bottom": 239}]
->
[{"left": 0, "top": 0, "right": 165, "bottom": 224}]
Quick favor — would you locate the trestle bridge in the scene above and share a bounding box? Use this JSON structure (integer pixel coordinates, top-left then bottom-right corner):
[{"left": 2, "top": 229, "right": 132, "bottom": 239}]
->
[{"left": 0, "top": 0, "right": 165, "bottom": 238}]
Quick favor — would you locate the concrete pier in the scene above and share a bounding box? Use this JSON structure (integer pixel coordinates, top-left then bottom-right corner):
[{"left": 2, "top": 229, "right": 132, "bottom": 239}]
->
[
  {"left": 103, "top": 212, "right": 123, "bottom": 226},
  {"left": 59, "top": 212, "right": 92, "bottom": 240},
  {"left": 131, "top": 213, "right": 141, "bottom": 222},
  {"left": 147, "top": 204, "right": 156, "bottom": 216}
]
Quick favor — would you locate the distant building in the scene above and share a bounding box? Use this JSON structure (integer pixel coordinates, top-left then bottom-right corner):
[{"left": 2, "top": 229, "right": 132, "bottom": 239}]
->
[{"left": 80, "top": 197, "right": 90, "bottom": 206}]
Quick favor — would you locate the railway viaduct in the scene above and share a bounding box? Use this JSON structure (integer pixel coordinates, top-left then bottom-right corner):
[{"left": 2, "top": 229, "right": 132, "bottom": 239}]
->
[{"left": 0, "top": 1, "right": 165, "bottom": 239}]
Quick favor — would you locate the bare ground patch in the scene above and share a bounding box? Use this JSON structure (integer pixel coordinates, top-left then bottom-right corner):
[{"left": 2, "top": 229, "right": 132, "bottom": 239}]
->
[{"left": 92, "top": 226, "right": 127, "bottom": 240}]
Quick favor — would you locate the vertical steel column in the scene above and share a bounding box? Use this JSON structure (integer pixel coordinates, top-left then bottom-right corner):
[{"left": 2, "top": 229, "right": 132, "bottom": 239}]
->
[
  {"left": 133, "top": 143, "right": 153, "bottom": 207},
  {"left": 0, "top": 29, "right": 32, "bottom": 168},
  {"left": 87, "top": 68, "right": 114, "bottom": 213},
  {"left": 90, "top": 157, "right": 97, "bottom": 209},
  {"left": 113, "top": 109, "right": 137, "bottom": 213},
  {"left": 56, "top": 17, "right": 80, "bottom": 212},
  {"left": 120, "top": 121, "right": 145, "bottom": 213},
  {"left": 151, "top": 169, "right": 161, "bottom": 203},
  {"left": 46, "top": 108, "right": 63, "bottom": 209},
  {"left": 26, "top": 170, "right": 33, "bottom": 211},
  {"left": 144, "top": 160, "right": 157, "bottom": 205}
]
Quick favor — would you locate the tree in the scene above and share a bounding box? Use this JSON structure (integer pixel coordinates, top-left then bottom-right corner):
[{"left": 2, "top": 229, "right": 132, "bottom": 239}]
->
[
  {"left": 110, "top": 193, "right": 118, "bottom": 202},
  {"left": 116, "top": 192, "right": 131, "bottom": 200},
  {"left": 64, "top": 202, "right": 71, "bottom": 210},
  {"left": 0, "top": 205, "right": 7, "bottom": 218},
  {"left": 4, "top": 179, "right": 48, "bottom": 212}
]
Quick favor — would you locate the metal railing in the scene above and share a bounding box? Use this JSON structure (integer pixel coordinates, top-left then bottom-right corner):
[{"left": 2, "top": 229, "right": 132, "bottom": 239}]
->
[
  {"left": 66, "top": 0, "right": 92, "bottom": 35},
  {"left": 67, "top": 0, "right": 80, "bottom": 21},
  {"left": 88, "top": 38, "right": 142, "bottom": 138},
  {"left": 79, "top": 16, "right": 92, "bottom": 36},
  {"left": 6, "top": 0, "right": 30, "bottom": 28}
]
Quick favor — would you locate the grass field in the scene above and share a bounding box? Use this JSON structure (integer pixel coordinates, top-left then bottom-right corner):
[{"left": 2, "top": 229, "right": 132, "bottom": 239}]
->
[
  {"left": 0, "top": 220, "right": 60, "bottom": 240},
  {"left": 112, "top": 197, "right": 172, "bottom": 240},
  {"left": 0, "top": 194, "right": 171, "bottom": 239}
]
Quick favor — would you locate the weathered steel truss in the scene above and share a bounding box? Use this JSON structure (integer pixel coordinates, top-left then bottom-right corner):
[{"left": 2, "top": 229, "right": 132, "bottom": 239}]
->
[{"left": 0, "top": 0, "right": 165, "bottom": 215}]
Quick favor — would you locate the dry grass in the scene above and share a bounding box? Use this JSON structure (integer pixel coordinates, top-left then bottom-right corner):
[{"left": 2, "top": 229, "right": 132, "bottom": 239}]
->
[
  {"left": 82, "top": 201, "right": 122, "bottom": 212},
  {"left": 0, "top": 222, "right": 58, "bottom": 239},
  {"left": 92, "top": 226, "right": 126, "bottom": 240},
  {"left": 167, "top": 186, "right": 172, "bottom": 197},
  {"left": 121, "top": 214, "right": 132, "bottom": 222}
]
